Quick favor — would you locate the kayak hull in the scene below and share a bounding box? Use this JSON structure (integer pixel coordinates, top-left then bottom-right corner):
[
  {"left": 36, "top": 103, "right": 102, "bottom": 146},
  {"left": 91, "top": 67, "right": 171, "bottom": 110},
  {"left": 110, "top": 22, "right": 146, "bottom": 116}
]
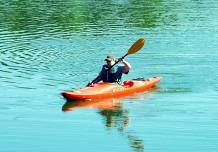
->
[{"left": 62, "top": 77, "right": 162, "bottom": 101}]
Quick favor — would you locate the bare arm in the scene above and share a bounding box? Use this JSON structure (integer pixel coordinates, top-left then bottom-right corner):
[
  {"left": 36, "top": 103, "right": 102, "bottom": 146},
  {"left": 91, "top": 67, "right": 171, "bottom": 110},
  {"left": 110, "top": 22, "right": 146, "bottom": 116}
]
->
[
  {"left": 119, "top": 59, "right": 131, "bottom": 73},
  {"left": 87, "top": 66, "right": 104, "bottom": 86}
]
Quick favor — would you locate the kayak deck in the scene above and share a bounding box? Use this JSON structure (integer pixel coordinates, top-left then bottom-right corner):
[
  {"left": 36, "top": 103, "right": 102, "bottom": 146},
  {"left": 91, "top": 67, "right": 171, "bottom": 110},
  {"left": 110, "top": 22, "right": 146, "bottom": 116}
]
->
[{"left": 62, "top": 77, "right": 162, "bottom": 101}]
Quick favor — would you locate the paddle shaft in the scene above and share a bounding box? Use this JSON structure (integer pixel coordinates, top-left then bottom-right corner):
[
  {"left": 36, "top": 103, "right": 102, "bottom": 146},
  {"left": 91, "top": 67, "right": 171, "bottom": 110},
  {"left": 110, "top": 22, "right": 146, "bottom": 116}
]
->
[{"left": 109, "top": 53, "right": 128, "bottom": 70}]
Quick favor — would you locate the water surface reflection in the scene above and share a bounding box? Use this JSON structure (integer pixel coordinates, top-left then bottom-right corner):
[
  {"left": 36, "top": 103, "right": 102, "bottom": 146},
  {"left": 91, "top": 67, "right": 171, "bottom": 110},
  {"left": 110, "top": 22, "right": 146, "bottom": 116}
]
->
[
  {"left": 62, "top": 97, "right": 144, "bottom": 152},
  {"left": 98, "top": 102, "right": 144, "bottom": 152},
  {"left": 62, "top": 88, "right": 159, "bottom": 152}
]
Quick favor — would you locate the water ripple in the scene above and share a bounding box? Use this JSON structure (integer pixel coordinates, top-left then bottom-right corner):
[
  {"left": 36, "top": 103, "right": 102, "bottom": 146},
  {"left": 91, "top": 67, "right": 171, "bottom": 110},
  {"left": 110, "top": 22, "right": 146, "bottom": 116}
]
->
[{"left": 0, "top": 1, "right": 218, "bottom": 152}]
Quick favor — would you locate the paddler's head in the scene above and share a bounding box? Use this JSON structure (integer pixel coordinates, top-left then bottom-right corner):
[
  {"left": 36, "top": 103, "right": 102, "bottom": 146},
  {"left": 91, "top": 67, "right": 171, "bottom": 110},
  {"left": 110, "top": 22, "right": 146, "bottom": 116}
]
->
[{"left": 105, "top": 55, "right": 115, "bottom": 67}]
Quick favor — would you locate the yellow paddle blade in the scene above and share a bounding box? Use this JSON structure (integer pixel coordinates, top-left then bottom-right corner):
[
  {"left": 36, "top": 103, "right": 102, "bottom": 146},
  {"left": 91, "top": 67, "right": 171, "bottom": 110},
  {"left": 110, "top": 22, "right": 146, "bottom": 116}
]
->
[{"left": 127, "top": 38, "right": 145, "bottom": 55}]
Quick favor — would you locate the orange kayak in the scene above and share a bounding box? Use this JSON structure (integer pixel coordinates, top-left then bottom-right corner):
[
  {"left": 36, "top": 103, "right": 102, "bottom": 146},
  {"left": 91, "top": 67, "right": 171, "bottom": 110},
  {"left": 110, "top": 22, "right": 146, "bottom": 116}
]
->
[{"left": 62, "top": 77, "right": 162, "bottom": 101}]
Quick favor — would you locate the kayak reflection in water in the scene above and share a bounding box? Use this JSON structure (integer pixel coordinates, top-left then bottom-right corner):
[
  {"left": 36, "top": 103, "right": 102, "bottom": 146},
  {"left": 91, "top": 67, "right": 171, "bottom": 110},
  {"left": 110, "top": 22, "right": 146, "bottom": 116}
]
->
[
  {"left": 87, "top": 55, "right": 131, "bottom": 86},
  {"left": 62, "top": 98, "right": 122, "bottom": 112},
  {"left": 62, "top": 98, "right": 144, "bottom": 152}
]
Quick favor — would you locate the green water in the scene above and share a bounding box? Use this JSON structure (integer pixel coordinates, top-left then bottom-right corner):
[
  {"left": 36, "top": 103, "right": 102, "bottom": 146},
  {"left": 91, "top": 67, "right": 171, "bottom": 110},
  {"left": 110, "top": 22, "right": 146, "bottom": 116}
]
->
[{"left": 0, "top": 0, "right": 218, "bottom": 152}]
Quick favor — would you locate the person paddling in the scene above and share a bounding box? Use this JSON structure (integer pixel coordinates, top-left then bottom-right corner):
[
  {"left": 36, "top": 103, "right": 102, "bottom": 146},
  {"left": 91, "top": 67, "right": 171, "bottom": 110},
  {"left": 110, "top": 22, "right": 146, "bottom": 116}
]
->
[
  {"left": 86, "top": 38, "right": 145, "bottom": 87},
  {"left": 87, "top": 55, "right": 131, "bottom": 86}
]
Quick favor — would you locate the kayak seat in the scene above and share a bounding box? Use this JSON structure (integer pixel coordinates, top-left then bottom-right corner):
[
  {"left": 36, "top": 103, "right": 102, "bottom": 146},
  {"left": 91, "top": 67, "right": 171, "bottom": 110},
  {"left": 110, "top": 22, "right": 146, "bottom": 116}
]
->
[{"left": 123, "top": 80, "right": 134, "bottom": 87}]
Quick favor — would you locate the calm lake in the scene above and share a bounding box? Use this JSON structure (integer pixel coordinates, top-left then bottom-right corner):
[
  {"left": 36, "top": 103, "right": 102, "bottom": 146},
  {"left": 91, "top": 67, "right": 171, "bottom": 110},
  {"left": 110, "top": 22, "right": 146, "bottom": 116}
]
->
[{"left": 0, "top": 0, "right": 218, "bottom": 152}]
